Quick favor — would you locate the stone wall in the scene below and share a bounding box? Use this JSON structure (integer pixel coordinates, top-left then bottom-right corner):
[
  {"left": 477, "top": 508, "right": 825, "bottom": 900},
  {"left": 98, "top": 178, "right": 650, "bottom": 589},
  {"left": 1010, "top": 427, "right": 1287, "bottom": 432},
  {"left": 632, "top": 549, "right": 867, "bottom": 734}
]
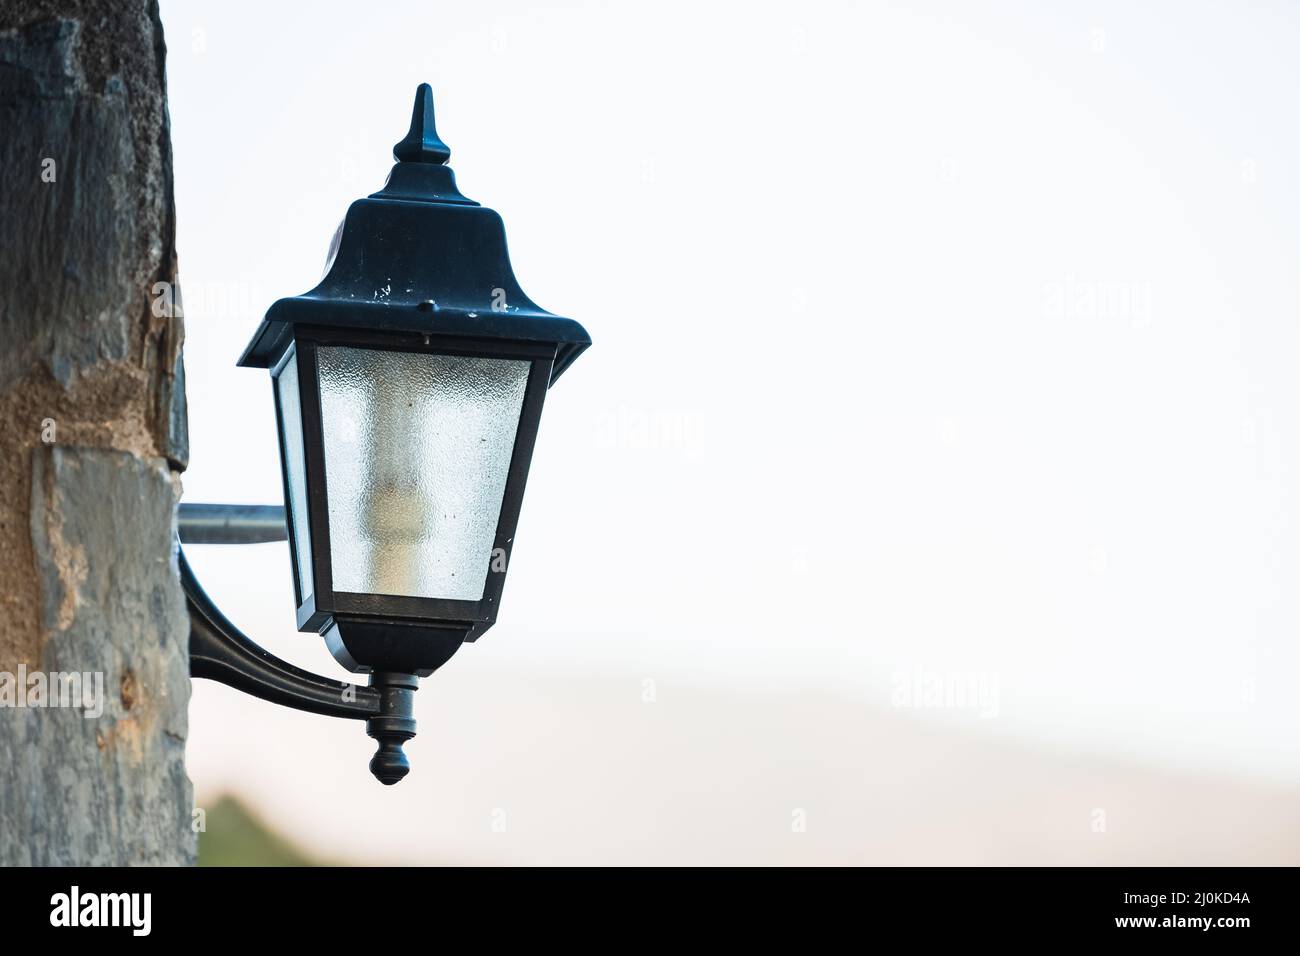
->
[{"left": 0, "top": 0, "right": 193, "bottom": 865}]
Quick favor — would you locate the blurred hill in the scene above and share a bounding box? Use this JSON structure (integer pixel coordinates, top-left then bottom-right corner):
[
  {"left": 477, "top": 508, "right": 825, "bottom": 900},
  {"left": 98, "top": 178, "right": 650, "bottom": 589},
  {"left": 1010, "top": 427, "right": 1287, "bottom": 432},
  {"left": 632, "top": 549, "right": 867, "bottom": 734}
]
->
[
  {"left": 190, "top": 669, "right": 1300, "bottom": 866},
  {"left": 198, "top": 794, "right": 325, "bottom": 867}
]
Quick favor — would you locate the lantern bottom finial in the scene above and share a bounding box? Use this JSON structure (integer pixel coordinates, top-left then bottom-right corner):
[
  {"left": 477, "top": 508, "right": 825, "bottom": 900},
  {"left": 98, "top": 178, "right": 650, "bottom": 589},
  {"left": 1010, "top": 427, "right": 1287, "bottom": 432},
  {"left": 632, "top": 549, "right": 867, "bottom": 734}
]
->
[
  {"left": 369, "top": 740, "right": 411, "bottom": 785},
  {"left": 366, "top": 671, "right": 420, "bottom": 785}
]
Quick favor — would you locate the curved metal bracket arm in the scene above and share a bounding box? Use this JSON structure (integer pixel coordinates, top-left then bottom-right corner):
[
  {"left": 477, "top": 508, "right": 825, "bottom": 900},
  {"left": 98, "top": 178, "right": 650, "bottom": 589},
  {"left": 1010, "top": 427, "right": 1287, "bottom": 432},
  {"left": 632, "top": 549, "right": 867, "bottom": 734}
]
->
[
  {"left": 177, "top": 505, "right": 421, "bottom": 784},
  {"left": 180, "top": 542, "right": 379, "bottom": 720}
]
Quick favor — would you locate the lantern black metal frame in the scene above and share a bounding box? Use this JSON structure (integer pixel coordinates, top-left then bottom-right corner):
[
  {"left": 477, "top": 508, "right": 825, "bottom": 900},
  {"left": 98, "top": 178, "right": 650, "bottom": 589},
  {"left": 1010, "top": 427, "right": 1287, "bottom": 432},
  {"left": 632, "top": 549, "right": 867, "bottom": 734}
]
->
[
  {"left": 274, "top": 330, "right": 554, "bottom": 642},
  {"left": 181, "top": 84, "right": 589, "bottom": 786}
]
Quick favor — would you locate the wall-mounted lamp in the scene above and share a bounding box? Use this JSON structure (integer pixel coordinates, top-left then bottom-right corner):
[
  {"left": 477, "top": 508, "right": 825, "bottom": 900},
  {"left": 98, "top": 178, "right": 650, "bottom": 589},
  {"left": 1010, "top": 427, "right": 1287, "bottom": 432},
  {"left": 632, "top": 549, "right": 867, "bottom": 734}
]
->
[{"left": 180, "top": 85, "right": 590, "bottom": 784}]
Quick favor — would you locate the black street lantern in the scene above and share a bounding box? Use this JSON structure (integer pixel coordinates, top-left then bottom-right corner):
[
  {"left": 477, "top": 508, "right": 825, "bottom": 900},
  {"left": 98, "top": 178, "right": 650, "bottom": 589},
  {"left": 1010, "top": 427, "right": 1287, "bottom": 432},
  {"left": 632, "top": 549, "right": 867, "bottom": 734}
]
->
[{"left": 179, "top": 85, "right": 590, "bottom": 783}]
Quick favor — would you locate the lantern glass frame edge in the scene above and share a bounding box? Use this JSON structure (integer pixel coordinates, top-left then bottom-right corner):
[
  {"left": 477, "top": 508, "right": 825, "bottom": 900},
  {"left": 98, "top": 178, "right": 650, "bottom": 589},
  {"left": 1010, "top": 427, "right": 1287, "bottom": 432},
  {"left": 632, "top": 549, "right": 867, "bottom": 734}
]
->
[{"left": 269, "top": 325, "right": 555, "bottom": 648}]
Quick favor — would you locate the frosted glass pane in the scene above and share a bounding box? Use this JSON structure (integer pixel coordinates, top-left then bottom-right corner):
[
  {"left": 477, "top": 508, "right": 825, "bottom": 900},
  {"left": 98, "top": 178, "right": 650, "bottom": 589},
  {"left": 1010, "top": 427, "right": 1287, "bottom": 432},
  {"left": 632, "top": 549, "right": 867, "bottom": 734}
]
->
[
  {"left": 317, "top": 346, "right": 530, "bottom": 600},
  {"left": 276, "top": 350, "right": 314, "bottom": 602}
]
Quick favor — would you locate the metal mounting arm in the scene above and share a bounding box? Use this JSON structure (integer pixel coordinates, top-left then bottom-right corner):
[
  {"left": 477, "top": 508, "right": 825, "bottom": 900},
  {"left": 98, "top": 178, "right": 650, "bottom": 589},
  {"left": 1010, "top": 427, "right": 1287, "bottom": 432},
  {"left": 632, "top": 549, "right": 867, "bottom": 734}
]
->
[
  {"left": 177, "top": 503, "right": 289, "bottom": 545},
  {"left": 177, "top": 504, "right": 418, "bottom": 784},
  {"left": 181, "top": 545, "right": 380, "bottom": 720}
]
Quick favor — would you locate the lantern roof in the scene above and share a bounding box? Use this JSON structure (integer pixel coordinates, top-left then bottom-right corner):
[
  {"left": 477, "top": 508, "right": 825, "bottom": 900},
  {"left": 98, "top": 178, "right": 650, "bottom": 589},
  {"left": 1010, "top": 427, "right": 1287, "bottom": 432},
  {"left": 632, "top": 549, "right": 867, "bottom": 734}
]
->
[{"left": 238, "top": 84, "right": 591, "bottom": 383}]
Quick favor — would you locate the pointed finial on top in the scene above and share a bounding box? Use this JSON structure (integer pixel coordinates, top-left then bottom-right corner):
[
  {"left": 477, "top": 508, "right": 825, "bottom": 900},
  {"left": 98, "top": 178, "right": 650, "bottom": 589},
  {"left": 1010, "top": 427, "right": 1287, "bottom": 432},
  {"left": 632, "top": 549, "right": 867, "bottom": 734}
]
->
[{"left": 393, "top": 83, "right": 451, "bottom": 165}]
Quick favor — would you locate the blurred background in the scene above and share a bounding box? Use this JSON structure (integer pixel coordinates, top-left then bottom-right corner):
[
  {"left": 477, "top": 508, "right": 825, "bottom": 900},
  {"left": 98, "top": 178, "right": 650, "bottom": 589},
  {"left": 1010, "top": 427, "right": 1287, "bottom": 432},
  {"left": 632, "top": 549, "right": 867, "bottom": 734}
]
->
[{"left": 163, "top": 0, "right": 1300, "bottom": 864}]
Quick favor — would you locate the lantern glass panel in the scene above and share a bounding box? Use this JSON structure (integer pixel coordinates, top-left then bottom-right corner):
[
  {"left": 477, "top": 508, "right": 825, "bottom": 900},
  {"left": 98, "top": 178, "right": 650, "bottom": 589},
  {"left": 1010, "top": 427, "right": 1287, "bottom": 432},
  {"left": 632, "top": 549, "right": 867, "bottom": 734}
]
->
[
  {"left": 316, "top": 345, "right": 530, "bottom": 601},
  {"left": 275, "top": 348, "right": 314, "bottom": 602}
]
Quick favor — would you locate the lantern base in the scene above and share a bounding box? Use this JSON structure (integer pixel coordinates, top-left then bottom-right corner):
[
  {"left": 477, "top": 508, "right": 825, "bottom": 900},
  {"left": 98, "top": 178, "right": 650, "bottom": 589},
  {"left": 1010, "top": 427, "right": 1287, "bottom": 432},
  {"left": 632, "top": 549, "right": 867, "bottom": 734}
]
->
[{"left": 324, "top": 616, "right": 469, "bottom": 676}]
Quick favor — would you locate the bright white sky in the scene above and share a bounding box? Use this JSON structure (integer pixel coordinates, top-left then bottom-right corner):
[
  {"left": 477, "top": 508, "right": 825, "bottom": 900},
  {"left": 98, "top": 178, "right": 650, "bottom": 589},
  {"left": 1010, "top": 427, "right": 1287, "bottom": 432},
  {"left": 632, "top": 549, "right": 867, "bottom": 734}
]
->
[{"left": 162, "top": 0, "right": 1300, "bottom": 840}]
